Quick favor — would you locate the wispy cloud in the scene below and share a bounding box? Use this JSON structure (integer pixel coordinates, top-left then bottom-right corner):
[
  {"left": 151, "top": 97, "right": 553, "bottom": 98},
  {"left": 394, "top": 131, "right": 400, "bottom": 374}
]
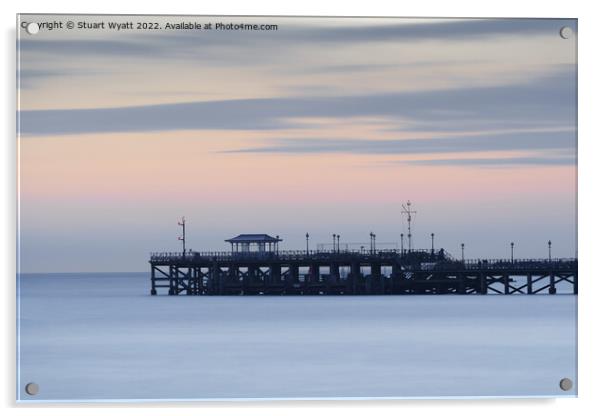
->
[
  {"left": 17, "top": 69, "right": 63, "bottom": 89},
  {"left": 18, "top": 39, "right": 157, "bottom": 57},
  {"left": 223, "top": 131, "right": 575, "bottom": 155},
  {"left": 18, "top": 18, "right": 577, "bottom": 60},
  {"left": 17, "top": 68, "right": 117, "bottom": 90},
  {"left": 400, "top": 155, "right": 576, "bottom": 167},
  {"left": 19, "top": 67, "right": 575, "bottom": 136},
  {"left": 295, "top": 18, "right": 576, "bottom": 43}
]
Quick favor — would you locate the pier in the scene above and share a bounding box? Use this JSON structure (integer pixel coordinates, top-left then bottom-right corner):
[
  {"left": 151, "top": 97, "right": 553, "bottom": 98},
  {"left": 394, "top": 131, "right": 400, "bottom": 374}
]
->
[{"left": 149, "top": 248, "right": 577, "bottom": 296}]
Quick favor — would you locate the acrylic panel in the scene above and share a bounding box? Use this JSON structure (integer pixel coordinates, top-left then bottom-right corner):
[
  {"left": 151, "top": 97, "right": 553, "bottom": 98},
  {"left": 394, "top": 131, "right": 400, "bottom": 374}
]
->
[{"left": 16, "top": 15, "right": 578, "bottom": 402}]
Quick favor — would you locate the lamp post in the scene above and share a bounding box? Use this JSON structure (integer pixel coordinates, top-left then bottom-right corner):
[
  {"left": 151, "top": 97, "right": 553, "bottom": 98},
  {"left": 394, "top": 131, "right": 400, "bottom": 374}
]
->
[
  {"left": 511, "top": 242, "right": 515, "bottom": 263},
  {"left": 369, "top": 232, "right": 375, "bottom": 253},
  {"left": 400, "top": 233, "right": 404, "bottom": 255},
  {"left": 306, "top": 232, "right": 309, "bottom": 255},
  {"left": 337, "top": 235, "right": 340, "bottom": 252},
  {"left": 431, "top": 233, "right": 435, "bottom": 254},
  {"left": 548, "top": 240, "right": 552, "bottom": 262},
  {"left": 178, "top": 216, "right": 186, "bottom": 258},
  {"left": 461, "top": 243, "right": 465, "bottom": 263},
  {"left": 332, "top": 234, "right": 336, "bottom": 252},
  {"left": 373, "top": 232, "right": 377, "bottom": 253}
]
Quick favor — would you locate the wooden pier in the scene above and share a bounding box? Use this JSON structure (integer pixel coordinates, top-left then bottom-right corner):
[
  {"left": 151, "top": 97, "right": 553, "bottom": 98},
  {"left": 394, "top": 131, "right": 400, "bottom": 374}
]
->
[{"left": 149, "top": 249, "right": 577, "bottom": 296}]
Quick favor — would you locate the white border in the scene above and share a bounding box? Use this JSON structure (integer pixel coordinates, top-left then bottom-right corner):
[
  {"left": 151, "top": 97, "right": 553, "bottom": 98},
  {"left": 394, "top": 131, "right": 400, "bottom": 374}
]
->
[{"left": 3, "top": 1, "right": 601, "bottom": 415}]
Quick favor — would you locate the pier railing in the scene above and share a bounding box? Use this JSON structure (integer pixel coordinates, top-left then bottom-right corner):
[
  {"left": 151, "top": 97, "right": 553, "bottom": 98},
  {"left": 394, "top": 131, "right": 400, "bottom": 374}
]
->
[
  {"left": 149, "top": 250, "right": 576, "bottom": 271},
  {"left": 150, "top": 249, "right": 408, "bottom": 262},
  {"left": 459, "top": 258, "right": 577, "bottom": 271}
]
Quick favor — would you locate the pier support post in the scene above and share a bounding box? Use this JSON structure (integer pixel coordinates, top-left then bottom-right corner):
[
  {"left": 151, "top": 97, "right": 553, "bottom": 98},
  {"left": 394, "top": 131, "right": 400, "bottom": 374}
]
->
[
  {"left": 370, "top": 264, "right": 383, "bottom": 294},
  {"left": 527, "top": 274, "right": 533, "bottom": 295},
  {"left": 168, "top": 265, "right": 176, "bottom": 295},
  {"left": 573, "top": 272, "right": 578, "bottom": 295},
  {"left": 249, "top": 265, "right": 257, "bottom": 284},
  {"left": 228, "top": 266, "right": 237, "bottom": 286},
  {"left": 309, "top": 263, "right": 319, "bottom": 283},
  {"left": 211, "top": 262, "right": 222, "bottom": 295},
  {"left": 328, "top": 264, "right": 339, "bottom": 294},
  {"left": 150, "top": 266, "right": 157, "bottom": 295},
  {"left": 349, "top": 262, "right": 360, "bottom": 295},
  {"left": 330, "top": 264, "right": 340, "bottom": 283},
  {"left": 244, "top": 266, "right": 255, "bottom": 294},
  {"left": 260, "top": 267, "right": 269, "bottom": 293},
  {"left": 192, "top": 267, "right": 200, "bottom": 295},
  {"left": 479, "top": 273, "right": 487, "bottom": 295},
  {"left": 549, "top": 273, "right": 557, "bottom": 294},
  {"left": 457, "top": 273, "right": 466, "bottom": 294},
  {"left": 504, "top": 274, "right": 510, "bottom": 295},
  {"left": 270, "top": 264, "right": 282, "bottom": 294},
  {"left": 391, "top": 262, "right": 401, "bottom": 294},
  {"left": 287, "top": 265, "right": 299, "bottom": 294}
]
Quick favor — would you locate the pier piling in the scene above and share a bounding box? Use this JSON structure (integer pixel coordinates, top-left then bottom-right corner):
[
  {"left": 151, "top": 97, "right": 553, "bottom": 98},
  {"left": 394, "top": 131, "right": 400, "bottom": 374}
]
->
[{"left": 149, "top": 250, "right": 577, "bottom": 296}]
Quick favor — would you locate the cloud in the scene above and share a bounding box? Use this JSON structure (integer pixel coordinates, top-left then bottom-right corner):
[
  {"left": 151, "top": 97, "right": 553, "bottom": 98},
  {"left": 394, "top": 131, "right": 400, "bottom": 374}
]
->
[
  {"left": 401, "top": 156, "right": 576, "bottom": 167},
  {"left": 295, "top": 18, "right": 577, "bottom": 43},
  {"left": 18, "top": 39, "right": 157, "bottom": 57},
  {"left": 19, "top": 98, "right": 294, "bottom": 135},
  {"left": 18, "top": 66, "right": 575, "bottom": 137},
  {"left": 223, "top": 130, "right": 575, "bottom": 155},
  {"left": 17, "top": 68, "right": 116, "bottom": 90},
  {"left": 17, "top": 69, "right": 63, "bottom": 89},
  {"left": 19, "top": 19, "right": 577, "bottom": 60}
]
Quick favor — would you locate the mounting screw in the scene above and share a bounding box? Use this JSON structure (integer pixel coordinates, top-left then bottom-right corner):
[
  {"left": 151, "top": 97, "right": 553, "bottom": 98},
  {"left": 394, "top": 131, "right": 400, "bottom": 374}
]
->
[
  {"left": 25, "top": 382, "right": 39, "bottom": 396},
  {"left": 25, "top": 22, "right": 39, "bottom": 35},
  {"left": 559, "top": 378, "right": 573, "bottom": 391},
  {"left": 559, "top": 26, "right": 573, "bottom": 39}
]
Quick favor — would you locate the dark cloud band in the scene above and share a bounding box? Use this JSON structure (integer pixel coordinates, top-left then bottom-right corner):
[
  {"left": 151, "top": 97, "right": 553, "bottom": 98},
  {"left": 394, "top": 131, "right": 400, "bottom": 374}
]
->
[
  {"left": 19, "top": 67, "right": 575, "bottom": 137},
  {"left": 224, "top": 131, "right": 575, "bottom": 155}
]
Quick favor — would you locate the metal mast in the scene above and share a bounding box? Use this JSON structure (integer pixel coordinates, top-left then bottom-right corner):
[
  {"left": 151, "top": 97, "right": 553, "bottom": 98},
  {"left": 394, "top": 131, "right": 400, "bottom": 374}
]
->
[
  {"left": 401, "top": 201, "right": 417, "bottom": 251},
  {"left": 178, "top": 216, "right": 186, "bottom": 257}
]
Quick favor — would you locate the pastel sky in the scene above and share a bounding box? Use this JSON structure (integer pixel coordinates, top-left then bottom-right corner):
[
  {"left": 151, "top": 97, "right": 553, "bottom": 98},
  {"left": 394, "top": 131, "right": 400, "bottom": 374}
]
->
[{"left": 17, "top": 16, "right": 577, "bottom": 272}]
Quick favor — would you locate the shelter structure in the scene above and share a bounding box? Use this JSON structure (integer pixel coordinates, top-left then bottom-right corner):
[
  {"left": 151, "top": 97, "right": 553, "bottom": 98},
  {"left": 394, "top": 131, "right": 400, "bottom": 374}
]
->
[{"left": 225, "top": 234, "right": 282, "bottom": 253}]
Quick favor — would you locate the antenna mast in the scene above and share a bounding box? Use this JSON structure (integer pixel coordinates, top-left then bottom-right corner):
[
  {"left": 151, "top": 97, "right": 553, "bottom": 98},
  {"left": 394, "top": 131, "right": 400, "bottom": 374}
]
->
[
  {"left": 178, "top": 216, "right": 186, "bottom": 257},
  {"left": 401, "top": 201, "right": 417, "bottom": 251}
]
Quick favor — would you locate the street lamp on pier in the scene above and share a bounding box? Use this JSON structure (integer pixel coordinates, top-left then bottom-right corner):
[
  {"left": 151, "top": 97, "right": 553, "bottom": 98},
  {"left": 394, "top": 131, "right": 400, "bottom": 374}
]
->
[
  {"left": 548, "top": 240, "right": 552, "bottom": 262},
  {"left": 511, "top": 242, "right": 515, "bottom": 263},
  {"left": 178, "top": 216, "right": 186, "bottom": 258},
  {"left": 400, "top": 233, "right": 404, "bottom": 255},
  {"left": 306, "top": 232, "right": 309, "bottom": 255},
  {"left": 461, "top": 243, "right": 465, "bottom": 263},
  {"left": 431, "top": 233, "right": 435, "bottom": 254}
]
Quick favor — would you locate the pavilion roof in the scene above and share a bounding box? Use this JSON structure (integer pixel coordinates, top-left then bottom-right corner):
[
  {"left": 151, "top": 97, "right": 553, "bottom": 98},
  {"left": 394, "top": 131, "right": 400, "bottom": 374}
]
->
[{"left": 225, "top": 234, "right": 282, "bottom": 243}]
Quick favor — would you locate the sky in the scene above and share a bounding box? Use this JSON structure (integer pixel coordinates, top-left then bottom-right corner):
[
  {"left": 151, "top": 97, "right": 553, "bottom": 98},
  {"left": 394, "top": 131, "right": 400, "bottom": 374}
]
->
[{"left": 17, "top": 16, "right": 577, "bottom": 272}]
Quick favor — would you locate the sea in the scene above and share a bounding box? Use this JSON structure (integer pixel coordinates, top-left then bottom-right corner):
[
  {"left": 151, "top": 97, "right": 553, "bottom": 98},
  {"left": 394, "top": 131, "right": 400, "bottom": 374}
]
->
[{"left": 16, "top": 273, "right": 577, "bottom": 402}]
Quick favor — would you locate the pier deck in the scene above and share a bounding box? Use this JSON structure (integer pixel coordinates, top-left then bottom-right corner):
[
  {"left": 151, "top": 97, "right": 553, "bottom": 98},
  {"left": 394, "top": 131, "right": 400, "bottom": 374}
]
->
[{"left": 149, "top": 250, "right": 577, "bottom": 296}]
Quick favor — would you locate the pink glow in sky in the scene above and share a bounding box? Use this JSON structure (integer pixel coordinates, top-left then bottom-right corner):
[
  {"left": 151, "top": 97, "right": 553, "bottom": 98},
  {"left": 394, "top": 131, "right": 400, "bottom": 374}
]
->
[{"left": 17, "top": 16, "right": 577, "bottom": 271}]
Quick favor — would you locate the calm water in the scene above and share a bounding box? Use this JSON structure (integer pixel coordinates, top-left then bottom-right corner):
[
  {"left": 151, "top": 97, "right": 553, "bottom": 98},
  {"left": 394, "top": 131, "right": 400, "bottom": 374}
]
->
[{"left": 17, "top": 273, "right": 577, "bottom": 401}]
